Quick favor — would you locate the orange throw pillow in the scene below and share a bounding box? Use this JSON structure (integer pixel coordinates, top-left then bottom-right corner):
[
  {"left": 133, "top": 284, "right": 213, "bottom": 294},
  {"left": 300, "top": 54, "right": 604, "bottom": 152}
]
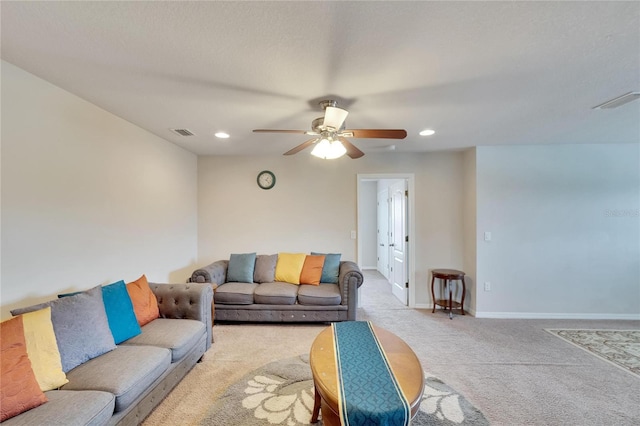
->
[
  {"left": 300, "top": 255, "right": 326, "bottom": 285},
  {"left": 1, "top": 316, "right": 48, "bottom": 421},
  {"left": 126, "top": 275, "right": 160, "bottom": 326}
]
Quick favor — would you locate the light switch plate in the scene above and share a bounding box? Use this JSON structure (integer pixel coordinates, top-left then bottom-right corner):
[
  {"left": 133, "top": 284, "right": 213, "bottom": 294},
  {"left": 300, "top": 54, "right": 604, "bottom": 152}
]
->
[{"left": 484, "top": 231, "right": 492, "bottom": 241}]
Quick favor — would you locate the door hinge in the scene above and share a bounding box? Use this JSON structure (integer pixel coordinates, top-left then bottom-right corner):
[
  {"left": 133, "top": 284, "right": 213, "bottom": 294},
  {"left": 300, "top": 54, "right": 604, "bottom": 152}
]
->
[
  {"left": 405, "top": 282, "right": 409, "bottom": 288},
  {"left": 405, "top": 190, "right": 408, "bottom": 197},
  {"left": 405, "top": 235, "right": 409, "bottom": 242}
]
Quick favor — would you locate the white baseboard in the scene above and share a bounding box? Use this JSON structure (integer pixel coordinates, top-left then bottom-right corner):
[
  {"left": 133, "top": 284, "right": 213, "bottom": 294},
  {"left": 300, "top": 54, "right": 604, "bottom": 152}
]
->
[
  {"left": 361, "top": 266, "right": 378, "bottom": 270},
  {"left": 406, "top": 306, "right": 638, "bottom": 320},
  {"left": 473, "top": 312, "right": 640, "bottom": 320},
  {"left": 413, "top": 303, "right": 431, "bottom": 310}
]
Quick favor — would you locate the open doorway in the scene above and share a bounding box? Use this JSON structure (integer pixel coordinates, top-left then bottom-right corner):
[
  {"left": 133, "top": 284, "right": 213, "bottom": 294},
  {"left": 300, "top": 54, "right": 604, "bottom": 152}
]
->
[{"left": 357, "top": 174, "right": 416, "bottom": 307}]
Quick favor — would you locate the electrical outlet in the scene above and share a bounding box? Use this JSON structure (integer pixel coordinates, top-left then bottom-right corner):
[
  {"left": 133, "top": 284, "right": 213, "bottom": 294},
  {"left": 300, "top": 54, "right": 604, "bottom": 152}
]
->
[
  {"left": 350, "top": 230, "right": 357, "bottom": 239},
  {"left": 484, "top": 282, "right": 491, "bottom": 291}
]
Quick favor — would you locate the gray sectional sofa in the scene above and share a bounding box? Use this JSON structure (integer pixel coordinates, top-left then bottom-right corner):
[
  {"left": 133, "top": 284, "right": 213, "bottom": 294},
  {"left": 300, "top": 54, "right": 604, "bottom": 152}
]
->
[
  {"left": 5, "top": 283, "right": 213, "bottom": 426},
  {"left": 190, "top": 258, "right": 364, "bottom": 322}
]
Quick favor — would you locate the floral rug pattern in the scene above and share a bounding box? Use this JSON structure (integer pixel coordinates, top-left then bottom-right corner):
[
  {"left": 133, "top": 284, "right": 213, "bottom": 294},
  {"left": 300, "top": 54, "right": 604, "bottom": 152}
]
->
[
  {"left": 201, "top": 355, "right": 488, "bottom": 425},
  {"left": 546, "top": 329, "right": 640, "bottom": 378}
]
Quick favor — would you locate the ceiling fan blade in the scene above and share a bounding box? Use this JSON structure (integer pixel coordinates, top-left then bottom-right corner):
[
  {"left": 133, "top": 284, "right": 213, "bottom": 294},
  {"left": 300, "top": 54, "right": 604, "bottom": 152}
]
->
[
  {"left": 253, "top": 129, "right": 308, "bottom": 134},
  {"left": 342, "top": 129, "right": 407, "bottom": 139},
  {"left": 338, "top": 137, "right": 365, "bottom": 159},
  {"left": 324, "top": 106, "right": 349, "bottom": 130},
  {"left": 283, "top": 138, "right": 318, "bottom": 156}
]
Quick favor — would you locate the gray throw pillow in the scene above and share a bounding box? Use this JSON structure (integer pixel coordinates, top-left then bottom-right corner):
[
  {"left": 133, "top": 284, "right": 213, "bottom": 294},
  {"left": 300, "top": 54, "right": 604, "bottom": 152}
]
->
[
  {"left": 254, "top": 254, "right": 278, "bottom": 283},
  {"left": 11, "top": 285, "right": 116, "bottom": 372},
  {"left": 227, "top": 252, "right": 257, "bottom": 283}
]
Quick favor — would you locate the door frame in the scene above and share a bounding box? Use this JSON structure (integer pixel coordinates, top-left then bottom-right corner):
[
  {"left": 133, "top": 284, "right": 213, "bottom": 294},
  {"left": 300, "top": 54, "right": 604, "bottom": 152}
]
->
[{"left": 357, "top": 173, "right": 416, "bottom": 308}]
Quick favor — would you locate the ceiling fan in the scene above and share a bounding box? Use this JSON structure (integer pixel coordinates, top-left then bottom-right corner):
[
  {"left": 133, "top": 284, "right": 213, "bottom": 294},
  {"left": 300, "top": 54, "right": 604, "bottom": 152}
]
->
[{"left": 253, "top": 100, "right": 407, "bottom": 159}]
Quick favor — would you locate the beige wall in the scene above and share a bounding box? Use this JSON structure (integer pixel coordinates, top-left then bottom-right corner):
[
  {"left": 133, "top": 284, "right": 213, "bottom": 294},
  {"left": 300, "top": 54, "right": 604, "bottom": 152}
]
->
[
  {"left": 1, "top": 61, "right": 198, "bottom": 319},
  {"left": 462, "top": 148, "right": 478, "bottom": 314},
  {"left": 197, "top": 151, "right": 465, "bottom": 306}
]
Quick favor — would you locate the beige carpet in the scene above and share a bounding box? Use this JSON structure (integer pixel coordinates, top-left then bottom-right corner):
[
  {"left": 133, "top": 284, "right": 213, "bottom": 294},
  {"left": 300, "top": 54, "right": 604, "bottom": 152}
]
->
[{"left": 143, "top": 271, "right": 640, "bottom": 426}]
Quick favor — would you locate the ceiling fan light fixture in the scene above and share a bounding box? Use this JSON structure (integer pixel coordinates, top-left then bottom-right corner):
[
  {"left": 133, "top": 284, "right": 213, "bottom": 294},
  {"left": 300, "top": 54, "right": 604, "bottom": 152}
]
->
[
  {"left": 419, "top": 129, "right": 435, "bottom": 136},
  {"left": 323, "top": 106, "right": 349, "bottom": 130},
  {"left": 214, "top": 132, "right": 230, "bottom": 139},
  {"left": 311, "top": 138, "right": 346, "bottom": 159}
]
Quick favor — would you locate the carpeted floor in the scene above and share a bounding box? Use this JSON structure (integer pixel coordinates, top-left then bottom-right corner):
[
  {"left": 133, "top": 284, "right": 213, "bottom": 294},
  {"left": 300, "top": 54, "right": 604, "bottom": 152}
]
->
[{"left": 143, "top": 271, "right": 640, "bottom": 426}]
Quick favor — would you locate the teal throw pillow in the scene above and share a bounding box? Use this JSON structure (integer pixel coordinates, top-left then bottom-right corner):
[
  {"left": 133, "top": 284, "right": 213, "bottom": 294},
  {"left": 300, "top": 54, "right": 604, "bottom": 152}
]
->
[
  {"left": 101, "top": 280, "right": 142, "bottom": 344},
  {"left": 311, "top": 252, "right": 341, "bottom": 284},
  {"left": 227, "top": 252, "right": 257, "bottom": 283}
]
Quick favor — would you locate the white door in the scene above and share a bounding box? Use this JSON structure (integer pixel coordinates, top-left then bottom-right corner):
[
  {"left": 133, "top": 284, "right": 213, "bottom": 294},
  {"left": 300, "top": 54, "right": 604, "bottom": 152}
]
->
[
  {"left": 390, "top": 181, "right": 408, "bottom": 305},
  {"left": 377, "top": 189, "right": 390, "bottom": 280}
]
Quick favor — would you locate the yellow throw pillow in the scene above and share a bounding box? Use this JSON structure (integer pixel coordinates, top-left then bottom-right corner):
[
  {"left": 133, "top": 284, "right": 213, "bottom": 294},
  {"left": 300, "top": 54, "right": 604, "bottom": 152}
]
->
[
  {"left": 21, "top": 307, "right": 69, "bottom": 391},
  {"left": 274, "top": 253, "right": 307, "bottom": 285}
]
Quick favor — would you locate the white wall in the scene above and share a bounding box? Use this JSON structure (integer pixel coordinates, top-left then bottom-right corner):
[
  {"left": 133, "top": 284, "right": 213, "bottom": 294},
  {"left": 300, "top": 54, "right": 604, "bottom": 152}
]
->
[
  {"left": 475, "top": 144, "right": 640, "bottom": 318},
  {"left": 197, "top": 152, "right": 465, "bottom": 306},
  {"left": 1, "top": 61, "right": 198, "bottom": 319},
  {"left": 358, "top": 181, "right": 377, "bottom": 269}
]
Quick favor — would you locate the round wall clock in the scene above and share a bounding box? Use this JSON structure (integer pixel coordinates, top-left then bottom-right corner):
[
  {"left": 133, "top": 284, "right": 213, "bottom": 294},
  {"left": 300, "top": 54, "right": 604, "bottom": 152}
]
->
[{"left": 257, "top": 170, "right": 276, "bottom": 190}]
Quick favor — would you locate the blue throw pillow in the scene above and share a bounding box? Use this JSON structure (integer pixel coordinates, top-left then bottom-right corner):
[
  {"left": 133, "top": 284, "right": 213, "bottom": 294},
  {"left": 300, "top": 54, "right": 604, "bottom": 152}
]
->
[
  {"left": 311, "top": 252, "right": 341, "bottom": 284},
  {"left": 101, "top": 280, "right": 142, "bottom": 344},
  {"left": 227, "top": 252, "right": 257, "bottom": 283}
]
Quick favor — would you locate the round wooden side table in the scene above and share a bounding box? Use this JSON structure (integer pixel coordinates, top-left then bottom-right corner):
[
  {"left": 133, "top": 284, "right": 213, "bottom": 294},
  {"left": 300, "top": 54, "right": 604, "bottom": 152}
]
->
[{"left": 431, "top": 269, "right": 466, "bottom": 319}]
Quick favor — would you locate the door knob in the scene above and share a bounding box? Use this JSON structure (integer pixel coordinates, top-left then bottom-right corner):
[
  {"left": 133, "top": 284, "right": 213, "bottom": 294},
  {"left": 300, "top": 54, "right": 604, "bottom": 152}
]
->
[
  {"left": 379, "top": 244, "right": 385, "bottom": 246},
  {"left": 389, "top": 243, "right": 395, "bottom": 247}
]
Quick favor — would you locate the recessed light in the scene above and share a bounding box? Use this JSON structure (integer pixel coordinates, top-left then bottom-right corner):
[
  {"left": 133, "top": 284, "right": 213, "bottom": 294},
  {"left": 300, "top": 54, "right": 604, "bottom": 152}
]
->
[
  {"left": 419, "top": 129, "right": 435, "bottom": 136},
  {"left": 215, "top": 132, "right": 230, "bottom": 139}
]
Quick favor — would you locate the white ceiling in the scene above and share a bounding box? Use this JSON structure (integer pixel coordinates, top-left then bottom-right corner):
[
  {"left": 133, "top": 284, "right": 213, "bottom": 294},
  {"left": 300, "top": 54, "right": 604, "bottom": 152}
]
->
[{"left": 2, "top": 1, "right": 639, "bottom": 156}]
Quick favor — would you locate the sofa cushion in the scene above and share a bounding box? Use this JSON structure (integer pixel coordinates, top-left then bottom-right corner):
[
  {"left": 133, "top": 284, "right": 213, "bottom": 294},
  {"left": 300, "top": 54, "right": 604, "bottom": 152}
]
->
[
  {"left": 0, "top": 316, "right": 48, "bottom": 422},
  {"left": 227, "top": 252, "right": 257, "bottom": 283},
  {"left": 254, "top": 254, "right": 277, "bottom": 283},
  {"left": 300, "top": 255, "right": 326, "bottom": 285},
  {"left": 254, "top": 282, "right": 298, "bottom": 305},
  {"left": 101, "top": 280, "right": 142, "bottom": 344},
  {"left": 126, "top": 275, "right": 160, "bottom": 327},
  {"left": 11, "top": 286, "right": 116, "bottom": 373},
  {"left": 274, "top": 253, "right": 307, "bottom": 284},
  {"left": 215, "top": 282, "right": 259, "bottom": 305},
  {"left": 312, "top": 252, "right": 341, "bottom": 284},
  {"left": 297, "top": 284, "right": 342, "bottom": 306},
  {"left": 62, "top": 345, "right": 171, "bottom": 413},
  {"left": 21, "top": 307, "right": 68, "bottom": 391},
  {"left": 0, "top": 390, "right": 115, "bottom": 426},
  {"left": 120, "top": 318, "right": 205, "bottom": 362}
]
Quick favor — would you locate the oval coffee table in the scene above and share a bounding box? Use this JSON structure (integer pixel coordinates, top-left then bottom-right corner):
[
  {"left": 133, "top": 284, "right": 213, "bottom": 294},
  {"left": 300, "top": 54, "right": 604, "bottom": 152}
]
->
[{"left": 309, "top": 324, "right": 424, "bottom": 425}]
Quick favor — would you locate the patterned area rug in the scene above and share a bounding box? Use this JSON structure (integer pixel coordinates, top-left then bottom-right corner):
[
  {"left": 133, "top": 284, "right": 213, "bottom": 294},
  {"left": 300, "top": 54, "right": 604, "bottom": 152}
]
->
[
  {"left": 546, "top": 329, "right": 640, "bottom": 378},
  {"left": 200, "top": 354, "right": 488, "bottom": 425}
]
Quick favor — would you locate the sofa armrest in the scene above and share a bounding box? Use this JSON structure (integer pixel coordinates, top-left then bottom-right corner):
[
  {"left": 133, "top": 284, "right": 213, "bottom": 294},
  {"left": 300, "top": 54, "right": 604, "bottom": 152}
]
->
[
  {"left": 149, "top": 283, "right": 214, "bottom": 350},
  {"left": 338, "top": 261, "right": 364, "bottom": 320},
  {"left": 189, "top": 260, "right": 228, "bottom": 285}
]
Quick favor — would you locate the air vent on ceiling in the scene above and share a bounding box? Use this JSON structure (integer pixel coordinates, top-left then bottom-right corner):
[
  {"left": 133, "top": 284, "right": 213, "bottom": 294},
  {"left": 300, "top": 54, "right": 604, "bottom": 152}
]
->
[
  {"left": 170, "top": 128, "right": 195, "bottom": 136},
  {"left": 593, "top": 92, "right": 640, "bottom": 109}
]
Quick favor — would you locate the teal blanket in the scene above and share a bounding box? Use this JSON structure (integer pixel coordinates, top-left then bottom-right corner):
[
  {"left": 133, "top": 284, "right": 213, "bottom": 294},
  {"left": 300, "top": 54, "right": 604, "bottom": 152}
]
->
[{"left": 332, "top": 321, "right": 410, "bottom": 426}]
